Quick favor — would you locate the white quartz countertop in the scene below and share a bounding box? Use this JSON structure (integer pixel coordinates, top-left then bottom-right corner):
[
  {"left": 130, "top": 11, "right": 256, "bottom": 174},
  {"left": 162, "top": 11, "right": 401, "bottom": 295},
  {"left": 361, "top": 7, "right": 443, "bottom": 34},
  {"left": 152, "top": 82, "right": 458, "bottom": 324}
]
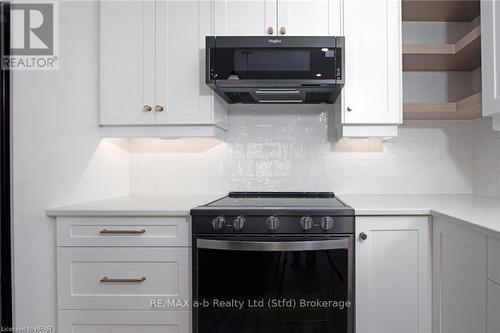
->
[
  {"left": 339, "top": 194, "right": 500, "bottom": 236},
  {"left": 47, "top": 194, "right": 500, "bottom": 236},
  {"left": 46, "top": 194, "right": 223, "bottom": 217}
]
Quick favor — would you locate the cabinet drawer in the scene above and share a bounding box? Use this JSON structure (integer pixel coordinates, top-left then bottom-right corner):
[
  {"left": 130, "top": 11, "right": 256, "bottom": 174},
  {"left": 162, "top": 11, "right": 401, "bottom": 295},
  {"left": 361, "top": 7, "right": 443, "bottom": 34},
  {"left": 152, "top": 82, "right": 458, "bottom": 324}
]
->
[
  {"left": 488, "top": 236, "right": 500, "bottom": 284},
  {"left": 58, "top": 248, "right": 190, "bottom": 310},
  {"left": 57, "top": 217, "right": 190, "bottom": 247},
  {"left": 58, "top": 310, "right": 190, "bottom": 333},
  {"left": 488, "top": 280, "right": 500, "bottom": 333}
]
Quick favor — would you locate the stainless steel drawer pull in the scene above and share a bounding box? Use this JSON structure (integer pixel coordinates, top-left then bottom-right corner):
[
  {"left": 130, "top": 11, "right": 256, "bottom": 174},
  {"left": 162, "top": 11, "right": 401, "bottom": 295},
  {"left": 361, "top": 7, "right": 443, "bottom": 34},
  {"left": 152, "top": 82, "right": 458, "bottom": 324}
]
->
[
  {"left": 100, "top": 276, "right": 146, "bottom": 283},
  {"left": 99, "top": 229, "right": 146, "bottom": 235}
]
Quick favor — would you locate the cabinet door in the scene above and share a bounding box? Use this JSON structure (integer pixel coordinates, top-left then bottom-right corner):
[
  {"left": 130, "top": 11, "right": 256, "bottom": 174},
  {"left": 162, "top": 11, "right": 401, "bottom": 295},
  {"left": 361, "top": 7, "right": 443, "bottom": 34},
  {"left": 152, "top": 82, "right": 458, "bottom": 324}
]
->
[
  {"left": 100, "top": 1, "right": 155, "bottom": 125},
  {"left": 481, "top": 0, "right": 500, "bottom": 117},
  {"left": 342, "top": 0, "right": 402, "bottom": 124},
  {"left": 214, "top": 0, "right": 277, "bottom": 36},
  {"left": 433, "top": 217, "right": 487, "bottom": 333},
  {"left": 356, "top": 216, "right": 431, "bottom": 333},
  {"left": 493, "top": 114, "right": 500, "bottom": 131},
  {"left": 155, "top": 0, "right": 214, "bottom": 125},
  {"left": 277, "top": 0, "right": 341, "bottom": 36},
  {"left": 487, "top": 280, "right": 500, "bottom": 333}
]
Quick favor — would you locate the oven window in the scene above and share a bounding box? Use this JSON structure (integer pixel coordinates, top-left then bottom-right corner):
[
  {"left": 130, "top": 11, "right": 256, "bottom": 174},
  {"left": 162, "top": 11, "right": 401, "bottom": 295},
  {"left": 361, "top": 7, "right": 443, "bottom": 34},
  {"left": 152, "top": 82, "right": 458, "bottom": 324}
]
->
[
  {"left": 211, "top": 47, "right": 338, "bottom": 80},
  {"left": 195, "top": 241, "right": 350, "bottom": 333}
]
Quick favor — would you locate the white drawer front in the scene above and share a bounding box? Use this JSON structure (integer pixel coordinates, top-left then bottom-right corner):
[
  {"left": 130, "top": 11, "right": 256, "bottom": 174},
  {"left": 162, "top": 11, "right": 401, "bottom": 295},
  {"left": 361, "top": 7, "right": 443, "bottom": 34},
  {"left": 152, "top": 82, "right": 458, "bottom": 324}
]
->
[
  {"left": 488, "top": 236, "right": 500, "bottom": 285},
  {"left": 57, "top": 217, "right": 190, "bottom": 247},
  {"left": 58, "top": 248, "right": 190, "bottom": 310},
  {"left": 58, "top": 310, "right": 190, "bottom": 333}
]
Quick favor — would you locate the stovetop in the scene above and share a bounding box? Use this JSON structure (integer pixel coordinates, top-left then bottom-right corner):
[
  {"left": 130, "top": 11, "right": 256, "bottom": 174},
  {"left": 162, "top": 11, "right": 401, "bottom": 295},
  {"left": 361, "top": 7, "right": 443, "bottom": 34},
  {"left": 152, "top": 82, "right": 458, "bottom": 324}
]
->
[
  {"left": 205, "top": 192, "right": 347, "bottom": 208},
  {"left": 191, "top": 192, "right": 354, "bottom": 234}
]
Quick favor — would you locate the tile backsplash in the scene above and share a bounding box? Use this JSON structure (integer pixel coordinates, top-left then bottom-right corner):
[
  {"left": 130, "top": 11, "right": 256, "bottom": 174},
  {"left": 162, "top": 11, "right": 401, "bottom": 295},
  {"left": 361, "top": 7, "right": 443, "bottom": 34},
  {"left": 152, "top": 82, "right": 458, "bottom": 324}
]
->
[{"left": 128, "top": 109, "right": 494, "bottom": 196}]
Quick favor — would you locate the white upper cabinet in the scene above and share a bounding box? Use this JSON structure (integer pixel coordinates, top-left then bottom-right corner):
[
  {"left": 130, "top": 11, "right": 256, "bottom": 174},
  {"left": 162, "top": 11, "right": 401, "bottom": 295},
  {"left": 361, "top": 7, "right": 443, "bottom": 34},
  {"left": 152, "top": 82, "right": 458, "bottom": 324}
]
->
[
  {"left": 100, "top": 0, "right": 227, "bottom": 136},
  {"left": 481, "top": 0, "right": 500, "bottom": 118},
  {"left": 214, "top": 0, "right": 340, "bottom": 36},
  {"left": 277, "top": 0, "right": 342, "bottom": 36},
  {"left": 337, "top": 0, "right": 402, "bottom": 137},
  {"left": 214, "top": 0, "right": 277, "bottom": 36},
  {"left": 100, "top": 1, "right": 155, "bottom": 125},
  {"left": 155, "top": 0, "right": 214, "bottom": 125}
]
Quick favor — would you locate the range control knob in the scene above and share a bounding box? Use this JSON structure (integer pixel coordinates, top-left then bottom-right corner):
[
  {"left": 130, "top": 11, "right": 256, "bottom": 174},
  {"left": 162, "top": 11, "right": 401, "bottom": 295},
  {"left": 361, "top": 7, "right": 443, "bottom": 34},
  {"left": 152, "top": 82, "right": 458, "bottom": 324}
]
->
[
  {"left": 211, "top": 216, "right": 225, "bottom": 231},
  {"left": 299, "top": 216, "right": 314, "bottom": 231},
  {"left": 233, "top": 216, "right": 246, "bottom": 231},
  {"left": 320, "top": 216, "right": 335, "bottom": 231},
  {"left": 266, "top": 216, "right": 280, "bottom": 231}
]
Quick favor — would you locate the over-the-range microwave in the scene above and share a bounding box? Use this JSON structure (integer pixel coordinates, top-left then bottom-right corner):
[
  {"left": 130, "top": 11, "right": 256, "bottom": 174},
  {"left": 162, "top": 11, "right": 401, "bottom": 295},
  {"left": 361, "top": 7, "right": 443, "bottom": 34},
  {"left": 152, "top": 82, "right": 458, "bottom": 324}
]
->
[{"left": 206, "top": 36, "right": 344, "bottom": 104}]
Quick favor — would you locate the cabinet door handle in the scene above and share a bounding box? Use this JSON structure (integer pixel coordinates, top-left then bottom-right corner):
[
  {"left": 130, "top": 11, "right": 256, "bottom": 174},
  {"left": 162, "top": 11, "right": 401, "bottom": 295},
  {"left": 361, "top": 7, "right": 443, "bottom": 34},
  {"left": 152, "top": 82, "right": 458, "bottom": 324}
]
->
[
  {"left": 143, "top": 105, "right": 152, "bottom": 112},
  {"left": 99, "top": 229, "right": 146, "bottom": 235},
  {"left": 280, "top": 26, "right": 286, "bottom": 35},
  {"left": 155, "top": 105, "right": 164, "bottom": 112},
  {"left": 267, "top": 26, "right": 274, "bottom": 35},
  {"left": 347, "top": 105, "right": 354, "bottom": 112},
  {"left": 100, "top": 276, "right": 146, "bottom": 283},
  {"left": 359, "top": 232, "right": 368, "bottom": 241}
]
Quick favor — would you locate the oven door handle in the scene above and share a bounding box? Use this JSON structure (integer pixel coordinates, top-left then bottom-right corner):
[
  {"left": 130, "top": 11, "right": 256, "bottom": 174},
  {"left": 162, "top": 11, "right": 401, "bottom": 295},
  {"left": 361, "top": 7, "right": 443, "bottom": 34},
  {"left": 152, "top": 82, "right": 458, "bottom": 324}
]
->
[{"left": 196, "top": 238, "right": 349, "bottom": 252}]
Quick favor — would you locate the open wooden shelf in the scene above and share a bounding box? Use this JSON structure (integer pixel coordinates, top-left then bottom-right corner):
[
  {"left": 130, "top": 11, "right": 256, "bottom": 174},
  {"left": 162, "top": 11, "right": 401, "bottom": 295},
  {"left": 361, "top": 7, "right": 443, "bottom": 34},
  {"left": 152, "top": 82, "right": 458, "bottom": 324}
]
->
[
  {"left": 402, "top": 0, "right": 480, "bottom": 22},
  {"left": 403, "top": 92, "right": 482, "bottom": 120},
  {"left": 403, "top": 25, "right": 481, "bottom": 71}
]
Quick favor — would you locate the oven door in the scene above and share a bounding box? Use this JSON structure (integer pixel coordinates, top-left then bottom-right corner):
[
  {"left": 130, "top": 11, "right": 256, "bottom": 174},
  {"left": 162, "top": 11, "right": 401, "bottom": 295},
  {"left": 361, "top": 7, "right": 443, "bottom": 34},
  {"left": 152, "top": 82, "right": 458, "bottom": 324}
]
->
[{"left": 193, "top": 236, "right": 353, "bottom": 333}]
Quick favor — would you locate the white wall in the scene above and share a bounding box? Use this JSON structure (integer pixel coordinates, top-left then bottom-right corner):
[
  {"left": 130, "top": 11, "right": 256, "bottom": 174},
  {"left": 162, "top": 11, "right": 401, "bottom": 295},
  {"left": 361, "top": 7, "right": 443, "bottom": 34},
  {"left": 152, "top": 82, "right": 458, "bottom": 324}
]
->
[
  {"left": 471, "top": 118, "right": 500, "bottom": 198},
  {"left": 12, "top": 1, "right": 129, "bottom": 329},
  {"left": 130, "top": 109, "right": 475, "bottom": 195}
]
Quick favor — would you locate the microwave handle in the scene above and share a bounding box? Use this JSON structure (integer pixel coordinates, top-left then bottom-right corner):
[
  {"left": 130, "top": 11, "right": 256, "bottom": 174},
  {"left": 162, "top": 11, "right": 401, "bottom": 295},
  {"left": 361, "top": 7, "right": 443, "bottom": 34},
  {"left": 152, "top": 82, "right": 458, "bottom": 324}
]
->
[{"left": 196, "top": 238, "right": 349, "bottom": 252}]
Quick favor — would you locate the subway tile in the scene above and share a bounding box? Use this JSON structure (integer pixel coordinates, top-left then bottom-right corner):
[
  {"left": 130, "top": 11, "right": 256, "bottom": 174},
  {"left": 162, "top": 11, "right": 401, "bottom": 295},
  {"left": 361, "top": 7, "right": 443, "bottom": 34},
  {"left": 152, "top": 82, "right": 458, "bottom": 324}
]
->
[
  {"left": 129, "top": 109, "right": 500, "bottom": 197},
  {"left": 246, "top": 143, "right": 264, "bottom": 159},
  {"left": 263, "top": 143, "right": 282, "bottom": 159}
]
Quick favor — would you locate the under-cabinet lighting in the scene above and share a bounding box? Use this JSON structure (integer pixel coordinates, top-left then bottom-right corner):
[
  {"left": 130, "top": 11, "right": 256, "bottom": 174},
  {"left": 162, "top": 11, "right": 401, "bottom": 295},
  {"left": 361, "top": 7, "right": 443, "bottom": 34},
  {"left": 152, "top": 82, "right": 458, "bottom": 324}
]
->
[
  {"left": 333, "top": 138, "right": 384, "bottom": 152},
  {"left": 129, "top": 138, "right": 223, "bottom": 154}
]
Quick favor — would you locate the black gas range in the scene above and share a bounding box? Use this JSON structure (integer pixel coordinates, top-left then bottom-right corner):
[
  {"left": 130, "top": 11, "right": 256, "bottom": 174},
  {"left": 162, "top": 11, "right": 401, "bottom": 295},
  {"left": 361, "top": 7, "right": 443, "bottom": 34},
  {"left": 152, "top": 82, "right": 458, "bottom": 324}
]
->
[{"left": 191, "top": 192, "right": 355, "bottom": 333}]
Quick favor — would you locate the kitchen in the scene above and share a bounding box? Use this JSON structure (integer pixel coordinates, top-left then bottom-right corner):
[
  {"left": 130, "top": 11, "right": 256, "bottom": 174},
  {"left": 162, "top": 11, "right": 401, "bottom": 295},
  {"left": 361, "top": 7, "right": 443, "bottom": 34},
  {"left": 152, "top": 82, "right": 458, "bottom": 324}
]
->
[{"left": 2, "top": 0, "right": 500, "bottom": 332}]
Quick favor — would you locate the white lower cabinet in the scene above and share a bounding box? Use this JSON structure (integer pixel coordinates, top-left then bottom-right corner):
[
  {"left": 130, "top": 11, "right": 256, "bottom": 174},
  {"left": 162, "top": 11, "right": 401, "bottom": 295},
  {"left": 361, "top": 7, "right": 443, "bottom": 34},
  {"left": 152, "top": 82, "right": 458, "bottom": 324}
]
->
[
  {"left": 488, "top": 236, "right": 500, "bottom": 333},
  {"left": 432, "top": 217, "right": 487, "bottom": 333},
  {"left": 55, "top": 216, "right": 191, "bottom": 333},
  {"left": 487, "top": 280, "right": 500, "bottom": 333},
  {"left": 493, "top": 114, "right": 500, "bottom": 131},
  {"left": 58, "top": 310, "right": 190, "bottom": 333},
  {"left": 355, "top": 216, "right": 432, "bottom": 333}
]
